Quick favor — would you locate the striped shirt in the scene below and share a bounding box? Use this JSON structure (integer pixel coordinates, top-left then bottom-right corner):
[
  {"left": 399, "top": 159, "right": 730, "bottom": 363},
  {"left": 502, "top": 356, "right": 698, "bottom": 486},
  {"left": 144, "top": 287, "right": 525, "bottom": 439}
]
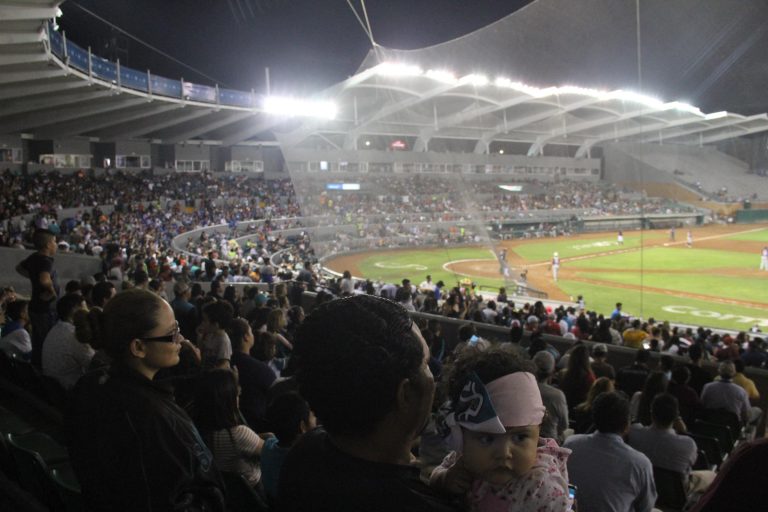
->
[{"left": 211, "top": 425, "right": 263, "bottom": 486}]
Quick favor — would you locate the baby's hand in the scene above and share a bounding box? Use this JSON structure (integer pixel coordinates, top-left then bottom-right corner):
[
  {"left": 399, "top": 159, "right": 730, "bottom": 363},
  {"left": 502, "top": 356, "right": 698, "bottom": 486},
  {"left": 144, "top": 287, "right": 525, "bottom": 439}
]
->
[{"left": 441, "top": 454, "right": 473, "bottom": 495}]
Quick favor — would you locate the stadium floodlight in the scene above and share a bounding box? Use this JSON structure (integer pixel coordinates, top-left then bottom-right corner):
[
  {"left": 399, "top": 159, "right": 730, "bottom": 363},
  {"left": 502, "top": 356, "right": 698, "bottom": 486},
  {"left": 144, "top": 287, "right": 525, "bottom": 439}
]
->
[
  {"left": 704, "top": 111, "right": 728, "bottom": 120},
  {"left": 557, "top": 85, "right": 606, "bottom": 98},
  {"left": 495, "top": 78, "right": 555, "bottom": 98},
  {"left": 665, "top": 101, "right": 703, "bottom": 115},
  {"left": 425, "top": 69, "right": 458, "bottom": 84},
  {"left": 607, "top": 90, "right": 665, "bottom": 109},
  {"left": 374, "top": 63, "right": 423, "bottom": 77},
  {"left": 461, "top": 74, "right": 489, "bottom": 86},
  {"left": 263, "top": 96, "right": 337, "bottom": 119}
]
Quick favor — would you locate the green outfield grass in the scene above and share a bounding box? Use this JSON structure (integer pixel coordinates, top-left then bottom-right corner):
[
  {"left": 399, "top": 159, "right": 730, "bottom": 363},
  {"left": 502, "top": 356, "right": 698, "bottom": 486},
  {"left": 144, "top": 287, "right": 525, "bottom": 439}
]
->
[
  {"left": 343, "top": 231, "right": 768, "bottom": 330},
  {"left": 575, "top": 272, "right": 768, "bottom": 304},
  {"left": 511, "top": 232, "right": 666, "bottom": 261},
  {"left": 569, "top": 247, "right": 756, "bottom": 270},
  {"left": 556, "top": 280, "right": 768, "bottom": 330},
  {"left": 724, "top": 227, "right": 768, "bottom": 242}
]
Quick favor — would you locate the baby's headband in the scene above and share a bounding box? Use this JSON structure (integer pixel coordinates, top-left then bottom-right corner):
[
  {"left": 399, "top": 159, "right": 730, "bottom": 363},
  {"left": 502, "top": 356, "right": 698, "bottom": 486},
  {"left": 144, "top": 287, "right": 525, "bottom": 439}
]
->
[{"left": 445, "top": 372, "right": 545, "bottom": 451}]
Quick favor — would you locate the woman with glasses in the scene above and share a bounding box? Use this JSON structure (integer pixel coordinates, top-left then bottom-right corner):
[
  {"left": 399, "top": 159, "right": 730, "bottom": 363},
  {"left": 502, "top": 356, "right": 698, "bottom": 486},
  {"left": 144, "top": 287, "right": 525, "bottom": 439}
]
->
[{"left": 66, "top": 289, "right": 225, "bottom": 511}]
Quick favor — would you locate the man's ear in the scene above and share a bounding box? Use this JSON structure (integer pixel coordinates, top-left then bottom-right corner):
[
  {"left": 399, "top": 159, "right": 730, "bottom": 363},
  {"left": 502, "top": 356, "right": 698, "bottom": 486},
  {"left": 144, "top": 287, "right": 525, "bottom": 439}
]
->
[
  {"left": 129, "top": 338, "right": 147, "bottom": 359},
  {"left": 396, "top": 377, "right": 412, "bottom": 411}
]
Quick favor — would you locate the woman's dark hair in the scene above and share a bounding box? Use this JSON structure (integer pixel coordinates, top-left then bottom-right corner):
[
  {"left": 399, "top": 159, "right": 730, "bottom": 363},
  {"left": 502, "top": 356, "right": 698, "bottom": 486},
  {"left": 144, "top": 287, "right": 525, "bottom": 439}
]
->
[
  {"left": 90, "top": 289, "right": 166, "bottom": 359},
  {"left": 292, "top": 295, "right": 423, "bottom": 437},
  {"left": 637, "top": 371, "right": 669, "bottom": 426},
  {"left": 252, "top": 331, "right": 277, "bottom": 362},
  {"left": 227, "top": 318, "right": 250, "bottom": 352},
  {"left": 446, "top": 346, "right": 533, "bottom": 407},
  {"left": 223, "top": 285, "right": 238, "bottom": 304},
  {"left": 265, "top": 392, "right": 311, "bottom": 447},
  {"left": 560, "top": 345, "right": 594, "bottom": 408},
  {"left": 287, "top": 306, "right": 304, "bottom": 326},
  {"left": 575, "top": 377, "right": 614, "bottom": 413},
  {"left": 576, "top": 314, "right": 591, "bottom": 336},
  {"left": 593, "top": 318, "right": 613, "bottom": 343},
  {"left": 202, "top": 300, "right": 234, "bottom": 329},
  {"left": 193, "top": 369, "right": 241, "bottom": 434}
]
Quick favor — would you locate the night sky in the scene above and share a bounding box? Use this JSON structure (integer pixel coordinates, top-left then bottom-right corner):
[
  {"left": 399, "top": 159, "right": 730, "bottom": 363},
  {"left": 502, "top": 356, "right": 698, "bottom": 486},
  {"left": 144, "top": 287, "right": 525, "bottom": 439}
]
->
[{"left": 59, "top": 0, "right": 534, "bottom": 95}]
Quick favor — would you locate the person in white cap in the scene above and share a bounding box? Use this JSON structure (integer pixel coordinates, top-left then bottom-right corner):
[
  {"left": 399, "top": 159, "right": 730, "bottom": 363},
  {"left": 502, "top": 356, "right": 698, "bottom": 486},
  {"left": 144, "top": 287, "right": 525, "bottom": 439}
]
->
[
  {"left": 760, "top": 246, "right": 768, "bottom": 271},
  {"left": 551, "top": 252, "right": 560, "bottom": 282}
]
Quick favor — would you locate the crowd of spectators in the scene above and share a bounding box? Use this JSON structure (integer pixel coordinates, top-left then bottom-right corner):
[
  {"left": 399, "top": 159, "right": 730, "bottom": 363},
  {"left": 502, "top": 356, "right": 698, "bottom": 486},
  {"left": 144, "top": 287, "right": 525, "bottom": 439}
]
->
[
  {"left": 2, "top": 242, "right": 765, "bottom": 511},
  {"left": 2, "top": 170, "right": 698, "bottom": 276}
]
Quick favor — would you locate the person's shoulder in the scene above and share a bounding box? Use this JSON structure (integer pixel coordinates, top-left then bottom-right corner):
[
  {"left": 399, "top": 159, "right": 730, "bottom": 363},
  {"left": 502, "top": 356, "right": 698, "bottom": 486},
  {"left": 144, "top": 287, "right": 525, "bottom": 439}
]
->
[{"left": 562, "top": 433, "right": 591, "bottom": 448}]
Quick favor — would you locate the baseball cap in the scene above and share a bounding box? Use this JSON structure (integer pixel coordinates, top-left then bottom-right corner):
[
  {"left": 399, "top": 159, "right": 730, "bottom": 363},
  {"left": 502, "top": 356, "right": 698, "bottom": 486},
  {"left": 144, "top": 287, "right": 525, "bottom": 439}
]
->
[{"left": 593, "top": 343, "right": 608, "bottom": 356}]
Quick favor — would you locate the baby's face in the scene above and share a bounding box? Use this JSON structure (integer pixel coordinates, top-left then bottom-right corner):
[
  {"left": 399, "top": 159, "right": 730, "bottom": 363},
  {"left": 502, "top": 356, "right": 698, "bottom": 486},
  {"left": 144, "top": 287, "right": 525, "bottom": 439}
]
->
[{"left": 462, "top": 424, "right": 540, "bottom": 487}]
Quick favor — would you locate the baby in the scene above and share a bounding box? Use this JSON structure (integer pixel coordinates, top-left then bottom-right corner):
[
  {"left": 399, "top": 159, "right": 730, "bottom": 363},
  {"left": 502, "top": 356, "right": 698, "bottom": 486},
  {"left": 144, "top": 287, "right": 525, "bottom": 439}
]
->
[{"left": 430, "top": 348, "right": 573, "bottom": 512}]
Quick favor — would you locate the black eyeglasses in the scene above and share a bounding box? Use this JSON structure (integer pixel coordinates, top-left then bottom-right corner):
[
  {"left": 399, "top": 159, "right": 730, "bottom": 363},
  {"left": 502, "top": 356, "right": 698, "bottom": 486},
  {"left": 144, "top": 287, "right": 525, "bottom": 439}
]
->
[{"left": 140, "top": 323, "right": 181, "bottom": 343}]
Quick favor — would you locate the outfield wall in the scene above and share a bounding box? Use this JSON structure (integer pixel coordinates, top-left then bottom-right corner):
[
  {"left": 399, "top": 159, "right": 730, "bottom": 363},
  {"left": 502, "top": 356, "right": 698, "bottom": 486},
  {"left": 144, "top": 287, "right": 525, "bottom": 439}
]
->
[{"left": 736, "top": 209, "right": 768, "bottom": 223}]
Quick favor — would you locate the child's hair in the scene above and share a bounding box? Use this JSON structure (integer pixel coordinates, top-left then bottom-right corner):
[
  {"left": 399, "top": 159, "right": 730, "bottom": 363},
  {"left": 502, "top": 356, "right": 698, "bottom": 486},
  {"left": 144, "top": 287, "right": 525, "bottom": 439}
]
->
[
  {"left": 202, "top": 300, "right": 234, "bottom": 329},
  {"left": 193, "top": 369, "right": 241, "bottom": 433},
  {"left": 446, "top": 346, "right": 534, "bottom": 407},
  {"left": 265, "top": 392, "right": 312, "bottom": 447}
]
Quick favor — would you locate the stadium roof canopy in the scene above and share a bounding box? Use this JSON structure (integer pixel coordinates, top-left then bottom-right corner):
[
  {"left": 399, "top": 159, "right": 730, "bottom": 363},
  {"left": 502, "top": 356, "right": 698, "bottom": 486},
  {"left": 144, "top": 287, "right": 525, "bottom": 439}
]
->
[{"left": 2, "top": 0, "right": 768, "bottom": 153}]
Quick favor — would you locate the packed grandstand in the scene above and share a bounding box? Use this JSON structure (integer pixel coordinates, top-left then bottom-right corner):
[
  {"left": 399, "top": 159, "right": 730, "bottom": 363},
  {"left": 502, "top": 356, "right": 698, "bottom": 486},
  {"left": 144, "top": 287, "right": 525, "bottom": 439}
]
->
[{"left": 2, "top": 0, "right": 768, "bottom": 511}]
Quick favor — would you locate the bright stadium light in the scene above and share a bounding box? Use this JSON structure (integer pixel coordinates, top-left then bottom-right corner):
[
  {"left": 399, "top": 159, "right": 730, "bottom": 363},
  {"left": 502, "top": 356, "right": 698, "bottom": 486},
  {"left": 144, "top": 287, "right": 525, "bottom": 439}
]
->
[
  {"left": 557, "top": 85, "right": 606, "bottom": 98},
  {"left": 704, "top": 111, "right": 728, "bottom": 120},
  {"left": 609, "top": 90, "right": 665, "bottom": 109},
  {"left": 375, "top": 63, "right": 423, "bottom": 77},
  {"left": 263, "top": 96, "right": 337, "bottom": 119},
  {"left": 462, "top": 74, "right": 489, "bottom": 86},
  {"left": 362, "top": 62, "right": 727, "bottom": 120},
  {"left": 666, "top": 101, "right": 703, "bottom": 115},
  {"left": 425, "top": 69, "right": 457, "bottom": 84}
]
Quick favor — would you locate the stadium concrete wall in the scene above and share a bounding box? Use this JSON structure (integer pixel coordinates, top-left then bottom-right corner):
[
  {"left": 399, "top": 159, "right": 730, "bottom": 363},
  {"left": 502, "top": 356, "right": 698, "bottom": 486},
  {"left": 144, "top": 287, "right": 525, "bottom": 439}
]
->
[
  {"left": 175, "top": 144, "right": 212, "bottom": 161},
  {"left": 52, "top": 138, "right": 90, "bottom": 155},
  {"left": 0, "top": 247, "right": 102, "bottom": 296}
]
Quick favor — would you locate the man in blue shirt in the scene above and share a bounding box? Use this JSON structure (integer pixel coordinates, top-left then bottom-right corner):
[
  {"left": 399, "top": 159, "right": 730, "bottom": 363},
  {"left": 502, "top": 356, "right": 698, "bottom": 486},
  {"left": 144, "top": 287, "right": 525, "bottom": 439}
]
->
[{"left": 564, "top": 391, "right": 657, "bottom": 512}]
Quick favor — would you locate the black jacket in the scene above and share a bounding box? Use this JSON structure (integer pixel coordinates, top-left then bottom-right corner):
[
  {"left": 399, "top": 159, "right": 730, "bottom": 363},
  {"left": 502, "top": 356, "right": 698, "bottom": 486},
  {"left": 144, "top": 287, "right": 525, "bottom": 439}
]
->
[{"left": 66, "top": 364, "right": 225, "bottom": 511}]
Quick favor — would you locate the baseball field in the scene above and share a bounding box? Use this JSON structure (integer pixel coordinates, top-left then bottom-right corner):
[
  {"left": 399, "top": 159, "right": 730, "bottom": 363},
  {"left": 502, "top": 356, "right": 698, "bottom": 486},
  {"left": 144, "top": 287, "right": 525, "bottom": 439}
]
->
[{"left": 324, "top": 224, "right": 768, "bottom": 331}]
